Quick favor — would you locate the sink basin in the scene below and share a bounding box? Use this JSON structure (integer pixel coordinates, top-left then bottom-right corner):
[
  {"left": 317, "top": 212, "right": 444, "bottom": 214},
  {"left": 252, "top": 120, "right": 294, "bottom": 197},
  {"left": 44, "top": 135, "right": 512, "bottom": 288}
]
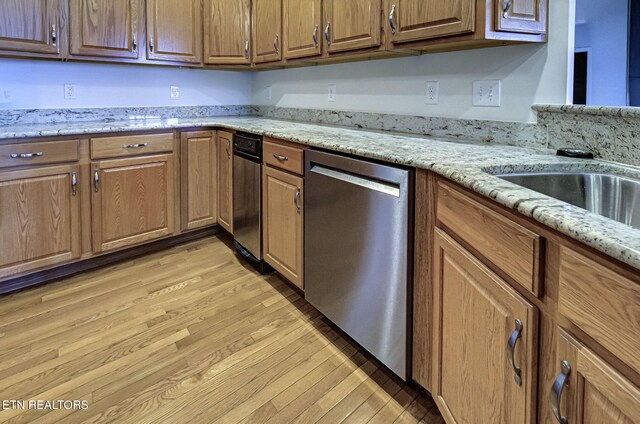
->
[{"left": 496, "top": 172, "right": 640, "bottom": 230}]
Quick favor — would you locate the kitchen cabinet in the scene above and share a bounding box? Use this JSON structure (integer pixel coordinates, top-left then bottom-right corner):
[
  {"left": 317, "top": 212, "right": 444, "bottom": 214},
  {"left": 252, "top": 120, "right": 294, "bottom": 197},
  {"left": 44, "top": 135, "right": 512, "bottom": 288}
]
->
[
  {"left": 204, "top": 0, "right": 251, "bottom": 65},
  {"left": 180, "top": 131, "right": 218, "bottom": 231},
  {"left": 91, "top": 154, "right": 175, "bottom": 253},
  {"left": 283, "top": 0, "right": 321, "bottom": 60},
  {"left": 323, "top": 0, "right": 381, "bottom": 53},
  {"left": 217, "top": 131, "right": 234, "bottom": 234},
  {"left": 146, "top": 0, "right": 202, "bottom": 64},
  {"left": 432, "top": 228, "right": 538, "bottom": 424},
  {"left": 0, "top": 0, "right": 66, "bottom": 57},
  {"left": 69, "top": 0, "right": 144, "bottom": 59},
  {"left": 252, "top": 0, "right": 282, "bottom": 64},
  {"left": 0, "top": 164, "right": 81, "bottom": 279},
  {"left": 495, "top": 0, "right": 547, "bottom": 34}
]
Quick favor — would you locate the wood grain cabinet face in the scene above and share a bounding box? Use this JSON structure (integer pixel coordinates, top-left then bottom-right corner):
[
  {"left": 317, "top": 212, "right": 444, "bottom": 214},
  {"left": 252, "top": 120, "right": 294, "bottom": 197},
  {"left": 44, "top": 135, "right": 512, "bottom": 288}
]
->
[
  {"left": 217, "top": 131, "right": 233, "bottom": 234},
  {"left": 387, "top": 0, "right": 475, "bottom": 44},
  {"left": 0, "top": 0, "right": 65, "bottom": 55},
  {"left": 204, "top": 0, "right": 251, "bottom": 65},
  {"left": 252, "top": 0, "right": 282, "bottom": 63},
  {"left": 263, "top": 166, "right": 303, "bottom": 289},
  {"left": 0, "top": 165, "right": 81, "bottom": 279},
  {"left": 432, "top": 228, "right": 538, "bottom": 424},
  {"left": 146, "top": 0, "right": 202, "bottom": 64},
  {"left": 283, "top": 0, "right": 321, "bottom": 59},
  {"left": 69, "top": 0, "right": 143, "bottom": 58},
  {"left": 324, "top": 0, "right": 381, "bottom": 53},
  {"left": 495, "top": 0, "right": 547, "bottom": 35},
  {"left": 91, "top": 155, "right": 175, "bottom": 253},
  {"left": 180, "top": 131, "right": 217, "bottom": 231}
]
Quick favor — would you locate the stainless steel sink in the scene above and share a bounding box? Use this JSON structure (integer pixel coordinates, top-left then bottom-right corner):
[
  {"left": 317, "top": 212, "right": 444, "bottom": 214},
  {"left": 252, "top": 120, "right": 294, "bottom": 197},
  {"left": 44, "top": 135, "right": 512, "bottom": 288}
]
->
[{"left": 496, "top": 172, "right": 640, "bottom": 230}]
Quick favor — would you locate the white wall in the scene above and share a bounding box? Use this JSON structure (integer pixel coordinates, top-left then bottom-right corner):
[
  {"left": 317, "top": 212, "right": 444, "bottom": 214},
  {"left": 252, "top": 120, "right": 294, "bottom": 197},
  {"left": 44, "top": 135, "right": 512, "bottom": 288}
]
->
[
  {"left": 253, "top": 1, "right": 572, "bottom": 123},
  {"left": 0, "top": 59, "right": 252, "bottom": 109}
]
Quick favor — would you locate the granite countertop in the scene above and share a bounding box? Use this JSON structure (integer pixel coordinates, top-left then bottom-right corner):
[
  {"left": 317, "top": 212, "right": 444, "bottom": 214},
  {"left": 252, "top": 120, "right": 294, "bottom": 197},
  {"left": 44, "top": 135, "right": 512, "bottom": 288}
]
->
[{"left": 2, "top": 116, "right": 639, "bottom": 270}]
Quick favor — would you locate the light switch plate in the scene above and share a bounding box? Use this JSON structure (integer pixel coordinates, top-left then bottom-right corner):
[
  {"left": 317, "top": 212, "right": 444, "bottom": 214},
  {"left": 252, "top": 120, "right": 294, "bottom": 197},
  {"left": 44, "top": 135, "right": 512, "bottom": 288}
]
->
[
  {"left": 0, "top": 88, "right": 12, "bottom": 104},
  {"left": 425, "top": 81, "right": 440, "bottom": 105},
  {"left": 64, "top": 84, "right": 76, "bottom": 100},
  {"left": 328, "top": 84, "right": 336, "bottom": 102},
  {"left": 266, "top": 86, "right": 272, "bottom": 101},
  {"left": 473, "top": 80, "right": 501, "bottom": 107},
  {"left": 170, "top": 86, "right": 180, "bottom": 99}
]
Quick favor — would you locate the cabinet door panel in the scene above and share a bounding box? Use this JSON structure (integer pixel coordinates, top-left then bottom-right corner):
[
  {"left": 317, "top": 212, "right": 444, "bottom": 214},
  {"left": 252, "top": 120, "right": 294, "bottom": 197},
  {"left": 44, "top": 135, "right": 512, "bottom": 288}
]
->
[
  {"left": 217, "top": 131, "right": 233, "bottom": 234},
  {"left": 252, "top": 0, "right": 282, "bottom": 63},
  {"left": 70, "top": 0, "right": 142, "bottom": 58},
  {"left": 204, "top": 0, "right": 251, "bottom": 64},
  {"left": 283, "top": 0, "right": 321, "bottom": 59},
  {"left": 495, "top": 0, "right": 547, "bottom": 34},
  {"left": 324, "top": 0, "right": 381, "bottom": 53},
  {"left": 147, "top": 0, "right": 202, "bottom": 63},
  {"left": 433, "top": 229, "right": 537, "bottom": 424},
  {"left": 389, "top": 0, "right": 474, "bottom": 44},
  {"left": 181, "top": 131, "right": 217, "bottom": 231},
  {"left": 0, "top": 0, "right": 63, "bottom": 55},
  {"left": 0, "top": 165, "right": 81, "bottom": 279}
]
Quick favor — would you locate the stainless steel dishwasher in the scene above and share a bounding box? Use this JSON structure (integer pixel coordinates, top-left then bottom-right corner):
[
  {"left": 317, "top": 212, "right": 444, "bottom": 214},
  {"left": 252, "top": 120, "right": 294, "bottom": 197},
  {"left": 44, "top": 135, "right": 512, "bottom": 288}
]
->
[{"left": 305, "top": 149, "right": 413, "bottom": 379}]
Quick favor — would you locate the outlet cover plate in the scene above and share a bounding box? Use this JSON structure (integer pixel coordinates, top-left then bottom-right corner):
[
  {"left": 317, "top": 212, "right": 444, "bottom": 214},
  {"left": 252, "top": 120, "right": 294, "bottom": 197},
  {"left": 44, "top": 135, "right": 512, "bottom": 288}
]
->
[
  {"left": 425, "top": 81, "right": 440, "bottom": 105},
  {"left": 266, "top": 86, "right": 272, "bottom": 101},
  {"left": 0, "top": 88, "right": 12, "bottom": 104},
  {"left": 328, "top": 84, "right": 336, "bottom": 102},
  {"left": 170, "top": 86, "right": 180, "bottom": 99},
  {"left": 64, "top": 84, "right": 76, "bottom": 100},
  {"left": 473, "top": 80, "right": 501, "bottom": 107}
]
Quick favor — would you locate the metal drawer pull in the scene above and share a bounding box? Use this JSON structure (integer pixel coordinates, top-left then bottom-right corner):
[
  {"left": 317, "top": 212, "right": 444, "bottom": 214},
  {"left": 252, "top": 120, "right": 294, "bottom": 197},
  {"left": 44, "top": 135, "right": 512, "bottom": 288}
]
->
[
  {"left": 274, "top": 34, "right": 279, "bottom": 54},
  {"left": 503, "top": 0, "right": 512, "bottom": 18},
  {"left": 226, "top": 141, "right": 231, "bottom": 159},
  {"left": 10, "top": 152, "right": 43, "bottom": 159},
  {"left": 71, "top": 171, "right": 78, "bottom": 196},
  {"left": 294, "top": 188, "right": 301, "bottom": 214},
  {"left": 132, "top": 34, "right": 137, "bottom": 51},
  {"left": 313, "top": 25, "right": 319, "bottom": 48},
  {"left": 506, "top": 319, "right": 524, "bottom": 386},
  {"left": 51, "top": 24, "right": 57, "bottom": 46},
  {"left": 94, "top": 169, "right": 100, "bottom": 192},
  {"left": 389, "top": 4, "right": 397, "bottom": 35},
  {"left": 123, "top": 143, "right": 148, "bottom": 149},
  {"left": 550, "top": 361, "right": 571, "bottom": 424},
  {"left": 325, "top": 22, "right": 331, "bottom": 46},
  {"left": 245, "top": 40, "right": 250, "bottom": 59},
  {"left": 273, "top": 154, "right": 289, "bottom": 162},
  {"left": 149, "top": 36, "right": 154, "bottom": 53}
]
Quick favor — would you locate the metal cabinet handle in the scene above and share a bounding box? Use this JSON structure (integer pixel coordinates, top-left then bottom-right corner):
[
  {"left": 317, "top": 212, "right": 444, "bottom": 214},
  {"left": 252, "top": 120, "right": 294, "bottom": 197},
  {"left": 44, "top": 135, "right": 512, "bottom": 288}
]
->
[
  {"left": 273, "top": 34, "right": 279, "bottom": 54},
  {"left": 226, "top": 141, "right": 231, "bottom": 159},
  {"left": 389, "top": 4, "right": 397, "bottom": 35},
  {"left": 51, "top": 24, "right": 57, "bottom": 46},
  {"left": 313, "top": 25, "right": 319, "bottom": 48},
  {"left": 71, "top": 171, "right": 78, "bottom": 196},
  {"left": 123, "top": 143, "right": 148, "bottom": 149},
  {"left": 503, "top": 0, "right": 512, "bottom": 18},
  {"left": 324, "top": 22, "right": 331, "bottom": 46},
  {"left": 551, "top": 361, "right": 571, "bottom": 424},
  {"left": 94, "top": 169, "right": 100, "bottom": 193},
  {"left": 132, "top": 34, "right": 137, "bottom": 51},
  {"left": 506, "top": 319, "right": 524, "bottom": 386},
  {"left": 245, "top": 40, "right": 250, "bottom": 59},
  {"left": 10, "top": 152, "right": 43, "bottom": 159},
  {"left": 273, "top": 154, "right": 288, "bottom": 162},
  {"left": 294, "top": 188, "right": 301, "bottom": 214},
  {"left": 149, "top": 36, "right": 154, "bottom": 53}
]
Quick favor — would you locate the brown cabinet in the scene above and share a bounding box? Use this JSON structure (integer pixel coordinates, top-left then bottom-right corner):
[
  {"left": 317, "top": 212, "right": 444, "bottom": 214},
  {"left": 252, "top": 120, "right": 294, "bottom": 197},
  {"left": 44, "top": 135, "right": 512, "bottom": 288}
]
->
[
  {"left": 180, "top": 131, "right": 217, "bottom": 231},
  {"left": 252, "top": 0, "right": 282, "bottom": 64},
  {"left": 69, "top": 0, "right": 144, "bottom": 59},
  {"left": 432, "top": 228, "right": 538, "bottom": 424},
  {"left": 323, "top": 0, "right": 381, "bottom": 53},
  {"left": 204, "top": 0, "right": 251, "bottom": 65},
  {"left": 495, "top": 0, "right": 547, "bottom": 34},
  {"left": 217, "top": 131, "right": 233, "bottom": 234},
  {"left": 146, "top": 0, "right": 202, "bottom": 64},
  {"left": 91, "top": 154, "right": 175, "bottom": 253},
  {"left": 0, "top": 0, "right": 66, "bottom": 56},
  {"left": 0, "top": 165, "right": 81, "bottom": 279},
  {"left": 283, "top": 0, "right": 321, "bottom": 60}
]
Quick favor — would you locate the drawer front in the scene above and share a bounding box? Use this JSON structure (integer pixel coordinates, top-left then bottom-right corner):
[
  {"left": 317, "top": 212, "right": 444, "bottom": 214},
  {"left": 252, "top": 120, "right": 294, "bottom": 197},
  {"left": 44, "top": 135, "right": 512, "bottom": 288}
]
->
[
  {"left": 559, "top": 246, "right": 640, "bottom": 375},
  {"left": 91, "top": 133, "right": 174, "bottom": 159},
  {"left": 263, "top": 139, "right": 305, "bottom": 175},
  {"left": 0, "top": 140, "right": 79, "bottom": 168},
  {"left": 437, "top": 182, "right": 542, "bottom": 295}
]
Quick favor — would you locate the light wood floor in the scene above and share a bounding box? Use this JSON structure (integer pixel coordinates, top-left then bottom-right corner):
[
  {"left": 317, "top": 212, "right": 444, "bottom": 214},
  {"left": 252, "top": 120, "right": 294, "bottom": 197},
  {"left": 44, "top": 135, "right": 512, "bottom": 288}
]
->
[{"left": 0, "top": 234, "right": 444, "bottom": 424}]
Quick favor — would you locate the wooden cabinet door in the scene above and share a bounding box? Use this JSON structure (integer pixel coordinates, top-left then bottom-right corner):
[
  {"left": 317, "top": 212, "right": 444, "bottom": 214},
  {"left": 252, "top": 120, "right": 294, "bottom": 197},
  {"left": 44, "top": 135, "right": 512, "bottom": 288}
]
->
[
  {"left": 495, "top": 0, "right": 547, "bottom": 34},
  {"left": 92, "top": 155, "right": 175, "bottom": 253},
  {"left": 204, "top": 0, "right": 251, "bottom": 64},
  {"left": 252, "top": 0, "right": 282, "bottom": 63},
  {"left": 180, "top": 131, "right": 217, "bottom": 231},
  {"left": 553, "top": 332, "right": 640, "bottom": 424},
  {"left": 432, "top": 228, "right": 538, "bottom": 424},
  {"left": 324, "top": 0, "right": 381, "bottom": 53},
  {"left": 0, "top": 0, "right": 65, "bottom": 55},
  {"left": 0, "top": 165, "right": 81, "bottom": 279},
  {"left": 217, "top": 131, "right": 233, "bottom": 234},
  {"left": 387, "top": 0, "right": 474, "bottom": 44},
  {"left": 146, "top": 0, "right": 202, "bottom": 63},
  {"left": 283, "top": 0, "right": 321, "bottom": 59},
  {"left": 69, "top": 0, "right": 143, "bottom": 58},
  {"left": 263, "top": 166, "right": 303, "bottom": 289}
]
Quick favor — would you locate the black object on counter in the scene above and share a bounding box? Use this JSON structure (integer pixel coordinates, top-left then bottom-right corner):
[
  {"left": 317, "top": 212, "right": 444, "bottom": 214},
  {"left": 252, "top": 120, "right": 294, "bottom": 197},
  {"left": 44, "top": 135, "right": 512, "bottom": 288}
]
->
[{"left": 556, "top": 148, "right": 595, "bottom": 159}]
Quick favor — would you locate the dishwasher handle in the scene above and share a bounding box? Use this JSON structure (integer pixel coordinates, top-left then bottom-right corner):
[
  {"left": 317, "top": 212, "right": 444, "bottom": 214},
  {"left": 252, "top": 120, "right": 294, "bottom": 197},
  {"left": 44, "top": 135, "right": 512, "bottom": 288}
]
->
[{"left": 309, "top": 163, "right": 401, "bottom": 197}]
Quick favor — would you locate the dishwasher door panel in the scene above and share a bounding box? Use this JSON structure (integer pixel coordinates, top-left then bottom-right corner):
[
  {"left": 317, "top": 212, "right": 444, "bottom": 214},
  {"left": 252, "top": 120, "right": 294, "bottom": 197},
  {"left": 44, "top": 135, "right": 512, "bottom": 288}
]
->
[{"left": 233, "top": 155, "right": 261, "bottom": 259}]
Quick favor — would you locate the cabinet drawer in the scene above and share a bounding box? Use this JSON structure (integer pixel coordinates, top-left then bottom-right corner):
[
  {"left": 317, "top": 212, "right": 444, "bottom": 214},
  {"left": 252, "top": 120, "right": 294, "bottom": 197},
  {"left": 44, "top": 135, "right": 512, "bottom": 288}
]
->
[
  {"left": 436, "top": 182, "right": 542, "bottom": 295},
  {"left": 263, "top": 138, "right": 305, "bottom": 175},
  {"left": 558, "top": 246, "right": 640, "bottom": 376},
  {"left": 0, "top": 140, "right": 79, "bottom": 168},
  {"left": 91, "top": 133, "right": 174, "bottom": 159}
]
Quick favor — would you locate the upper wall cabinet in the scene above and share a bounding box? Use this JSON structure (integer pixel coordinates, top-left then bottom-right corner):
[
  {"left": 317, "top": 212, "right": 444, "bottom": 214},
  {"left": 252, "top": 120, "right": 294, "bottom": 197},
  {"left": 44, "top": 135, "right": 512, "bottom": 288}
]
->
[
  {"left": 146, "top": 0, "right": 202, "bottom": 64},
  {"left": 253, "top": 0, "right": 282, "bottom": 64},
  {"left": 283, "top": 0, "right": 321, "bottom": 60},
  {"left": 495, "top": 0, "right": 547, "bottom": 34},
  {"left": 0, "top": 0, "right": 67, "bottom": 57},
  {"left": 323, "top": 0, "right": 381, "bottom": 53},
  {"left": 69, "top": 0, "right": 144, "bottom": 59},
  {"left": 204, "top": 0, "right": 251, "bottom": 65}
]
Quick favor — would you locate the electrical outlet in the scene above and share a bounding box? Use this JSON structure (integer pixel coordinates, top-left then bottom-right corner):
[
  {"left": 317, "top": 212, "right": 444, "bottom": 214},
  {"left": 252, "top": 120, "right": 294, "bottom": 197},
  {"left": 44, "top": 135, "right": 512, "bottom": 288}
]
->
[
  {"left": 64, "top": 84, "right": 76, "bottom": 100},
  {"left": 425, "top": 81, "right": 440, "bottom": 105},
  {"left": 327, "top": 84, "right": 336, "bottom": 102},
  {"left": 266, "top": 86, "right": 272, "bottom": 101},
  {"left": 473, "top": 80, "right": 501, "bottom": 107},
  {"left": 0, "top": 88, "right": 12, "bottom": 104},
  {"left": 170, "top": 86, "right": 180, "bottom": 100}
]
